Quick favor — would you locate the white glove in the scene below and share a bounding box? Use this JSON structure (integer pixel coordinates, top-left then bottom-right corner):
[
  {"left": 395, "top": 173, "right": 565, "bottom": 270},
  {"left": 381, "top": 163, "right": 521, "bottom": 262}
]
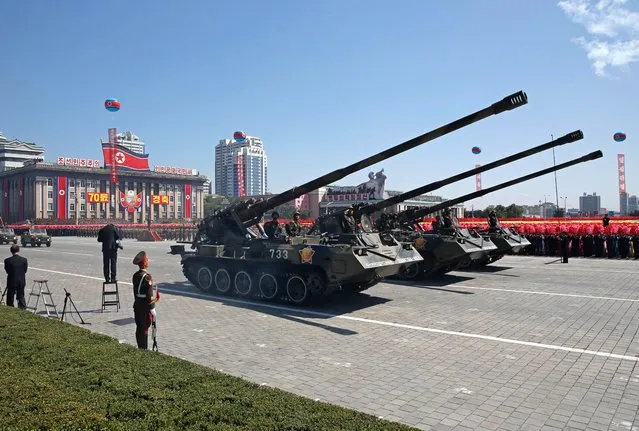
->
[{"left": 150, "top": 308, "right": 157, "bottom": 321}]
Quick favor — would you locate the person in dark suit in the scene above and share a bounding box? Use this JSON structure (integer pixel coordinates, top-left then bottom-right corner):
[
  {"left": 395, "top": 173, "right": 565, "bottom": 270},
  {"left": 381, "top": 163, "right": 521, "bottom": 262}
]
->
[
  {"left": 97, "top": 223, "right": 122, "bottom": 283},
  {"left": 4, "top": 245, "right": 28, "bottom": 309}
]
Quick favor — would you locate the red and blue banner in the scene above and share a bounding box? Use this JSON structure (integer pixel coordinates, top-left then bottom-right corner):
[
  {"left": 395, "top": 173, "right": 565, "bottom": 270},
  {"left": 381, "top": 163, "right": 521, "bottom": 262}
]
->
[
  {"left": 102, "top": 143, "right": 150, "bottom": 171},
  {"left": 57, "top": 176, "right": 67, "bottom": 219},
  {"left": 184, "top": 183, "right": 192, "bottom": 219}
]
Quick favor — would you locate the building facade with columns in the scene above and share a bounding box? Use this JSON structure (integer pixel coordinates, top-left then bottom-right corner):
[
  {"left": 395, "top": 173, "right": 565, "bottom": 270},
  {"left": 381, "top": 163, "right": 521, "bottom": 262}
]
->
[{"left": 0, "top": 161, "right": 208, "bottom": 224}]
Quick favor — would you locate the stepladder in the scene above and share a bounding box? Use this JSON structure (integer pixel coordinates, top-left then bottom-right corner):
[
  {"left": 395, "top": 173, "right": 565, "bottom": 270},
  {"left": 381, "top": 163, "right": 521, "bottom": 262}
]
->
[
  {"left": 27, "top": 279, "right": 59, "bottom": 318},
  {"left": 102, "top": 281, "right": 120, "bottom": 312}
]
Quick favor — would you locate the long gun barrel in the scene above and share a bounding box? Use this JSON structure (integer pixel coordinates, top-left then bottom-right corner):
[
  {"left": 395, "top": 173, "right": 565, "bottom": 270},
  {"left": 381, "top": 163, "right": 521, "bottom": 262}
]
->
[
  {"left": 238, "top": 91, "right": 528, "bottom": 223},
  {"left": 359, "top": 130, "right": 583, "bottom": 215},
  {"left": 399, "top": 150, "right": 603, "bottom": 224}
]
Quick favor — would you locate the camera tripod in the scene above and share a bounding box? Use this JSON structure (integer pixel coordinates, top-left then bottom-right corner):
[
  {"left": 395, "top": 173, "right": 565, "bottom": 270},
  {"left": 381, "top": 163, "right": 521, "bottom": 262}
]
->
[
  {"left": 61, "top": 288, "right": 89, "bottom": 324},
  {"left": 0, "top": 285, "right": 6, "bottom": 304}
]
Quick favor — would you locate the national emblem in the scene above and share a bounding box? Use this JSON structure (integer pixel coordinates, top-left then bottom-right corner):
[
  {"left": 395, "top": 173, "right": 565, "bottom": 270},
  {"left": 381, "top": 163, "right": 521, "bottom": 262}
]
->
[
  {"left": 299, "top": 246, "right": 315, "bottom": 264},
  {"left": 414, "top": 237, "right": 427, "bottom": 250}
]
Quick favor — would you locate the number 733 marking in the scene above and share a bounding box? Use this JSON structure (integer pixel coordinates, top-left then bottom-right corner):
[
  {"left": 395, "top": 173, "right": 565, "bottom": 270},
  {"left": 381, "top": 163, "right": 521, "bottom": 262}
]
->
[{"left": 269, "top": 249, "right": 289, "bottom": 259}]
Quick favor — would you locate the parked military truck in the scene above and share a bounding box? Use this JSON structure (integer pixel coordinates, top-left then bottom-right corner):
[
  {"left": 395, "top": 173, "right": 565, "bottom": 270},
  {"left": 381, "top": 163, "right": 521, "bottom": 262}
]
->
[
  {"left": 388, "top": 149, "right": 603, "bottom": 277},
  {"left": 170, "top": 91, "right": 528, "bottom": 304},
  {"left": 0, "top": 228, "right": 18, "bottom": 245},
  {"left": 20, "top": 228, "right": 52, "bottom": 247}
]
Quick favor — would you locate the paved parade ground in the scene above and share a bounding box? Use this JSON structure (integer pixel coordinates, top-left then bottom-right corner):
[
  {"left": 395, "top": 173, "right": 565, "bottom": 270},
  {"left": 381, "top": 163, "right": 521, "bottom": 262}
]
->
[{"left": 11, "top": 237, "right": 639, "bottom": 430}]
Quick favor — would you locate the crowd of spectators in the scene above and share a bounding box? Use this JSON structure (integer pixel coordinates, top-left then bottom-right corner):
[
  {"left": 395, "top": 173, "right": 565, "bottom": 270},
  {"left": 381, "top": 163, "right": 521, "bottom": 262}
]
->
[{"left": 518, "top": 232, "right": 639, "bottom": 259}]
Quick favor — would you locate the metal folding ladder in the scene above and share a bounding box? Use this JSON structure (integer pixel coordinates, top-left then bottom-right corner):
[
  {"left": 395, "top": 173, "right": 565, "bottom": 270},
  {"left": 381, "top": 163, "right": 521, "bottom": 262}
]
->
[
  {"left": 27, "top": 279, "right": 59, "bottom": 318},
  {"left": 101, "top": 281, "right": 120, "bottom": 312}
]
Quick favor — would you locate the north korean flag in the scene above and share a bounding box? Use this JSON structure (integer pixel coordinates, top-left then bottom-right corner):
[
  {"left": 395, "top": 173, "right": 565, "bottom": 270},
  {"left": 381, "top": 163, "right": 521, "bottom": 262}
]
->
[{"left": 101, "top": 143, "right": 150, "bottom": 171}]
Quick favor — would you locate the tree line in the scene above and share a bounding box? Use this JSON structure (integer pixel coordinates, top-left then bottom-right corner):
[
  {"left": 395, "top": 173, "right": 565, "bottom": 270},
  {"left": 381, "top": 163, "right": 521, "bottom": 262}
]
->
[
  {"left": 203, "top": 195, "right": 311, "bottom": 219},
  {"left": 465, "top": 204, "right": 526, "bottom": 218}
]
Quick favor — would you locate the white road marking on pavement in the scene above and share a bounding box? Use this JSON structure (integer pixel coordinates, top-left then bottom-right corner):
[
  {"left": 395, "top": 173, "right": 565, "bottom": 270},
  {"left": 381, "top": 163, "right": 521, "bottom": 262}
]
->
[
  {"left": 451, "top": 285, "right": 639, "bottom": 302},
  {"left": 26, "top": 250, "right": 93, "bottom": 257},
  {"left": 26, "top": 249, "right": 176, "bottom": 261},
  {"left": 29, "top": 266, "right": 639, "bottom": 363},
  {"left": 391, "top": 279, "right": 639, "bottom": 302}
]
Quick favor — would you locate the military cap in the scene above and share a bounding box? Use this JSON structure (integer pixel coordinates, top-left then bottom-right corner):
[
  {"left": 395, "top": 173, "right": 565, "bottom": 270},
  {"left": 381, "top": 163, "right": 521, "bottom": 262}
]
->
[
  {"left": 271, "top": 211, "right": 279, "bottom": 218},
  {"left": 133, "top": 251, "right": 147, "bottom": 265}
]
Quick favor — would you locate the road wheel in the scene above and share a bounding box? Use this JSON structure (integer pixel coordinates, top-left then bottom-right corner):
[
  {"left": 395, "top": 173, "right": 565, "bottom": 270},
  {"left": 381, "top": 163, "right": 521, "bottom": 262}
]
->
[
  {"left": 214, "top": 268, "right": 231, "bottom": 294},
  {"left": 258, "top": 273, "right": 279, "bottom": 301},
  {"left": 196, "top": 266, "right": 213, "bottom": 292},
  {"left": 286, "top": 275, "right": 310, "bottom": 305},
  {"left": 234, "top": 270, "right": 252, "bottom": 296}
]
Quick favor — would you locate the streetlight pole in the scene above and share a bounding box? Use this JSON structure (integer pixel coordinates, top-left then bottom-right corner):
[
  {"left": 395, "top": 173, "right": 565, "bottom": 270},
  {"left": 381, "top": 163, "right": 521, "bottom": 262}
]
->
[
  {"left": 544, "top": 194, "right": 549, "bottom": 219},
  {"left": 551, "top": 134, "right": 560, "bottom": 216}
]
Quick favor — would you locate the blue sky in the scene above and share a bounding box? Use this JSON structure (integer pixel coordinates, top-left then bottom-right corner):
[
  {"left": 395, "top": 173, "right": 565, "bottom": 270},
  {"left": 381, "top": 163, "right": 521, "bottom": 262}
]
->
[{"left": 1, "top": 0, "right": 637, "bottom": 211}]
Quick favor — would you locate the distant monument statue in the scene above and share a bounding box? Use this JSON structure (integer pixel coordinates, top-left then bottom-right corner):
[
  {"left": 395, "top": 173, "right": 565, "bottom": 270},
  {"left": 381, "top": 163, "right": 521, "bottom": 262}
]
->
[{"left": 356, "top": 169, "right": 386, "bottom": 199}]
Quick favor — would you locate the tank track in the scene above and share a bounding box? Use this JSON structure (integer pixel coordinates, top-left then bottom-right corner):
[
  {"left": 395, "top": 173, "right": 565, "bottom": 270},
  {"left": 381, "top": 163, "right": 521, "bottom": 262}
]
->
[
  {"left": 390, "top": 254, "right": 458, "bottom": 281},
  {"left": 181, "top": 257, "right": 372, "bottom": 306}
]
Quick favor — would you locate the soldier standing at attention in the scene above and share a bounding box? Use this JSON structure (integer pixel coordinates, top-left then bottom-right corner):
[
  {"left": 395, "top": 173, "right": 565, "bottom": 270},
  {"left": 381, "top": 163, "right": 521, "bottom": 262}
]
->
[
  {"left": 602, "top": 214, "right": 610, "bottom": 227},
  {"left": 132, "top": 251, "right": 156, "bottom": 350}
]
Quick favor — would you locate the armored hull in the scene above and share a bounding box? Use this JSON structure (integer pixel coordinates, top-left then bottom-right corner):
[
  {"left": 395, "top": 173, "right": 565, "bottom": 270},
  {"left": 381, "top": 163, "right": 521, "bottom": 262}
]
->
[
  {"left": 480, "top": 227, "right": 531, "bottom": 264},
  {"left": 389, "top": 228, "right": 495, "bottom": 279},
  {"left": 177, "top": 232, "right": 422, "bottom": 305}
]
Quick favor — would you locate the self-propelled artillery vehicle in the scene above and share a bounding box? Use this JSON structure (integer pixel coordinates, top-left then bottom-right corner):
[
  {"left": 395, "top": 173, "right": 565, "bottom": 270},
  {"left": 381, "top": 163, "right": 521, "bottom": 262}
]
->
[
  {"left": 338, "top": 130, "right": 586, "bottom": 279},
  {"left": 475, "top": 214, "right": 531, "bottom": 264},
  {"left": 170, "top": 91, "right": 528, "bottom": 304},
  {"left": 387, "top": 149, "right": 603, "bottom": 277}
]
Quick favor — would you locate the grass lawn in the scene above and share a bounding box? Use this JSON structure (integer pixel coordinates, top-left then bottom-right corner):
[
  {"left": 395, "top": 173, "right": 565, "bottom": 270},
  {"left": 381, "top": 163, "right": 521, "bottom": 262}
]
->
[{"left": 0, "top": 307, "right": 417, "bottom": 430}]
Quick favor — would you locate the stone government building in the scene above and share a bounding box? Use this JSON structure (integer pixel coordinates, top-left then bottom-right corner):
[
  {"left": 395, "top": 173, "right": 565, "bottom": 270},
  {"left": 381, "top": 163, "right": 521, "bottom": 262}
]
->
[{"left": 0, "top": 131, "right": 208, "bottom": 224}]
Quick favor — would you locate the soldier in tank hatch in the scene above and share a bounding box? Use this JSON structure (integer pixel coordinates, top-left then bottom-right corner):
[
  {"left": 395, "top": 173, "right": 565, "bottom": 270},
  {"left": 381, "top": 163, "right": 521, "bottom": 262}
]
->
[
  {"left": 285, "top": 212, "right": 303, "bottom": 237},
  {"left": 263, "top": 211, "right": 283, "bottom": 239},
  {"left": 341, "top": 206, "right": 357, "bottom": 233},
  {"left": 431, "top": 215, "right": 442, "bottom": 230},
  {"left": 488, "top": 211, "right": 500, "bottom": 229},
  {"left": 441, "top": 209, "right": 453, "bottom": 228}
]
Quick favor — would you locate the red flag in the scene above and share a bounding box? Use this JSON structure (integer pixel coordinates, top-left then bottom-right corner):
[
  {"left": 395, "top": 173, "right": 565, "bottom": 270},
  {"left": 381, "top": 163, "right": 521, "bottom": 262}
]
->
[
  {"left": 102, "top": 144, "right": 150, "bottom": 171},
  {"left": 184, "top": 184, "right": 192, "bottom": 219},
  {"left": 57, "top": 176, "right": 67, "bottom": 219}
]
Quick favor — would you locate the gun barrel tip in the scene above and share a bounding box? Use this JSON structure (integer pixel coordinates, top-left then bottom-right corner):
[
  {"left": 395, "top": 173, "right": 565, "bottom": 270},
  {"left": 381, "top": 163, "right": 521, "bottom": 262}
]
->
[{"left": 503, "top": 90, "right": 528, "bottom": 110}]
